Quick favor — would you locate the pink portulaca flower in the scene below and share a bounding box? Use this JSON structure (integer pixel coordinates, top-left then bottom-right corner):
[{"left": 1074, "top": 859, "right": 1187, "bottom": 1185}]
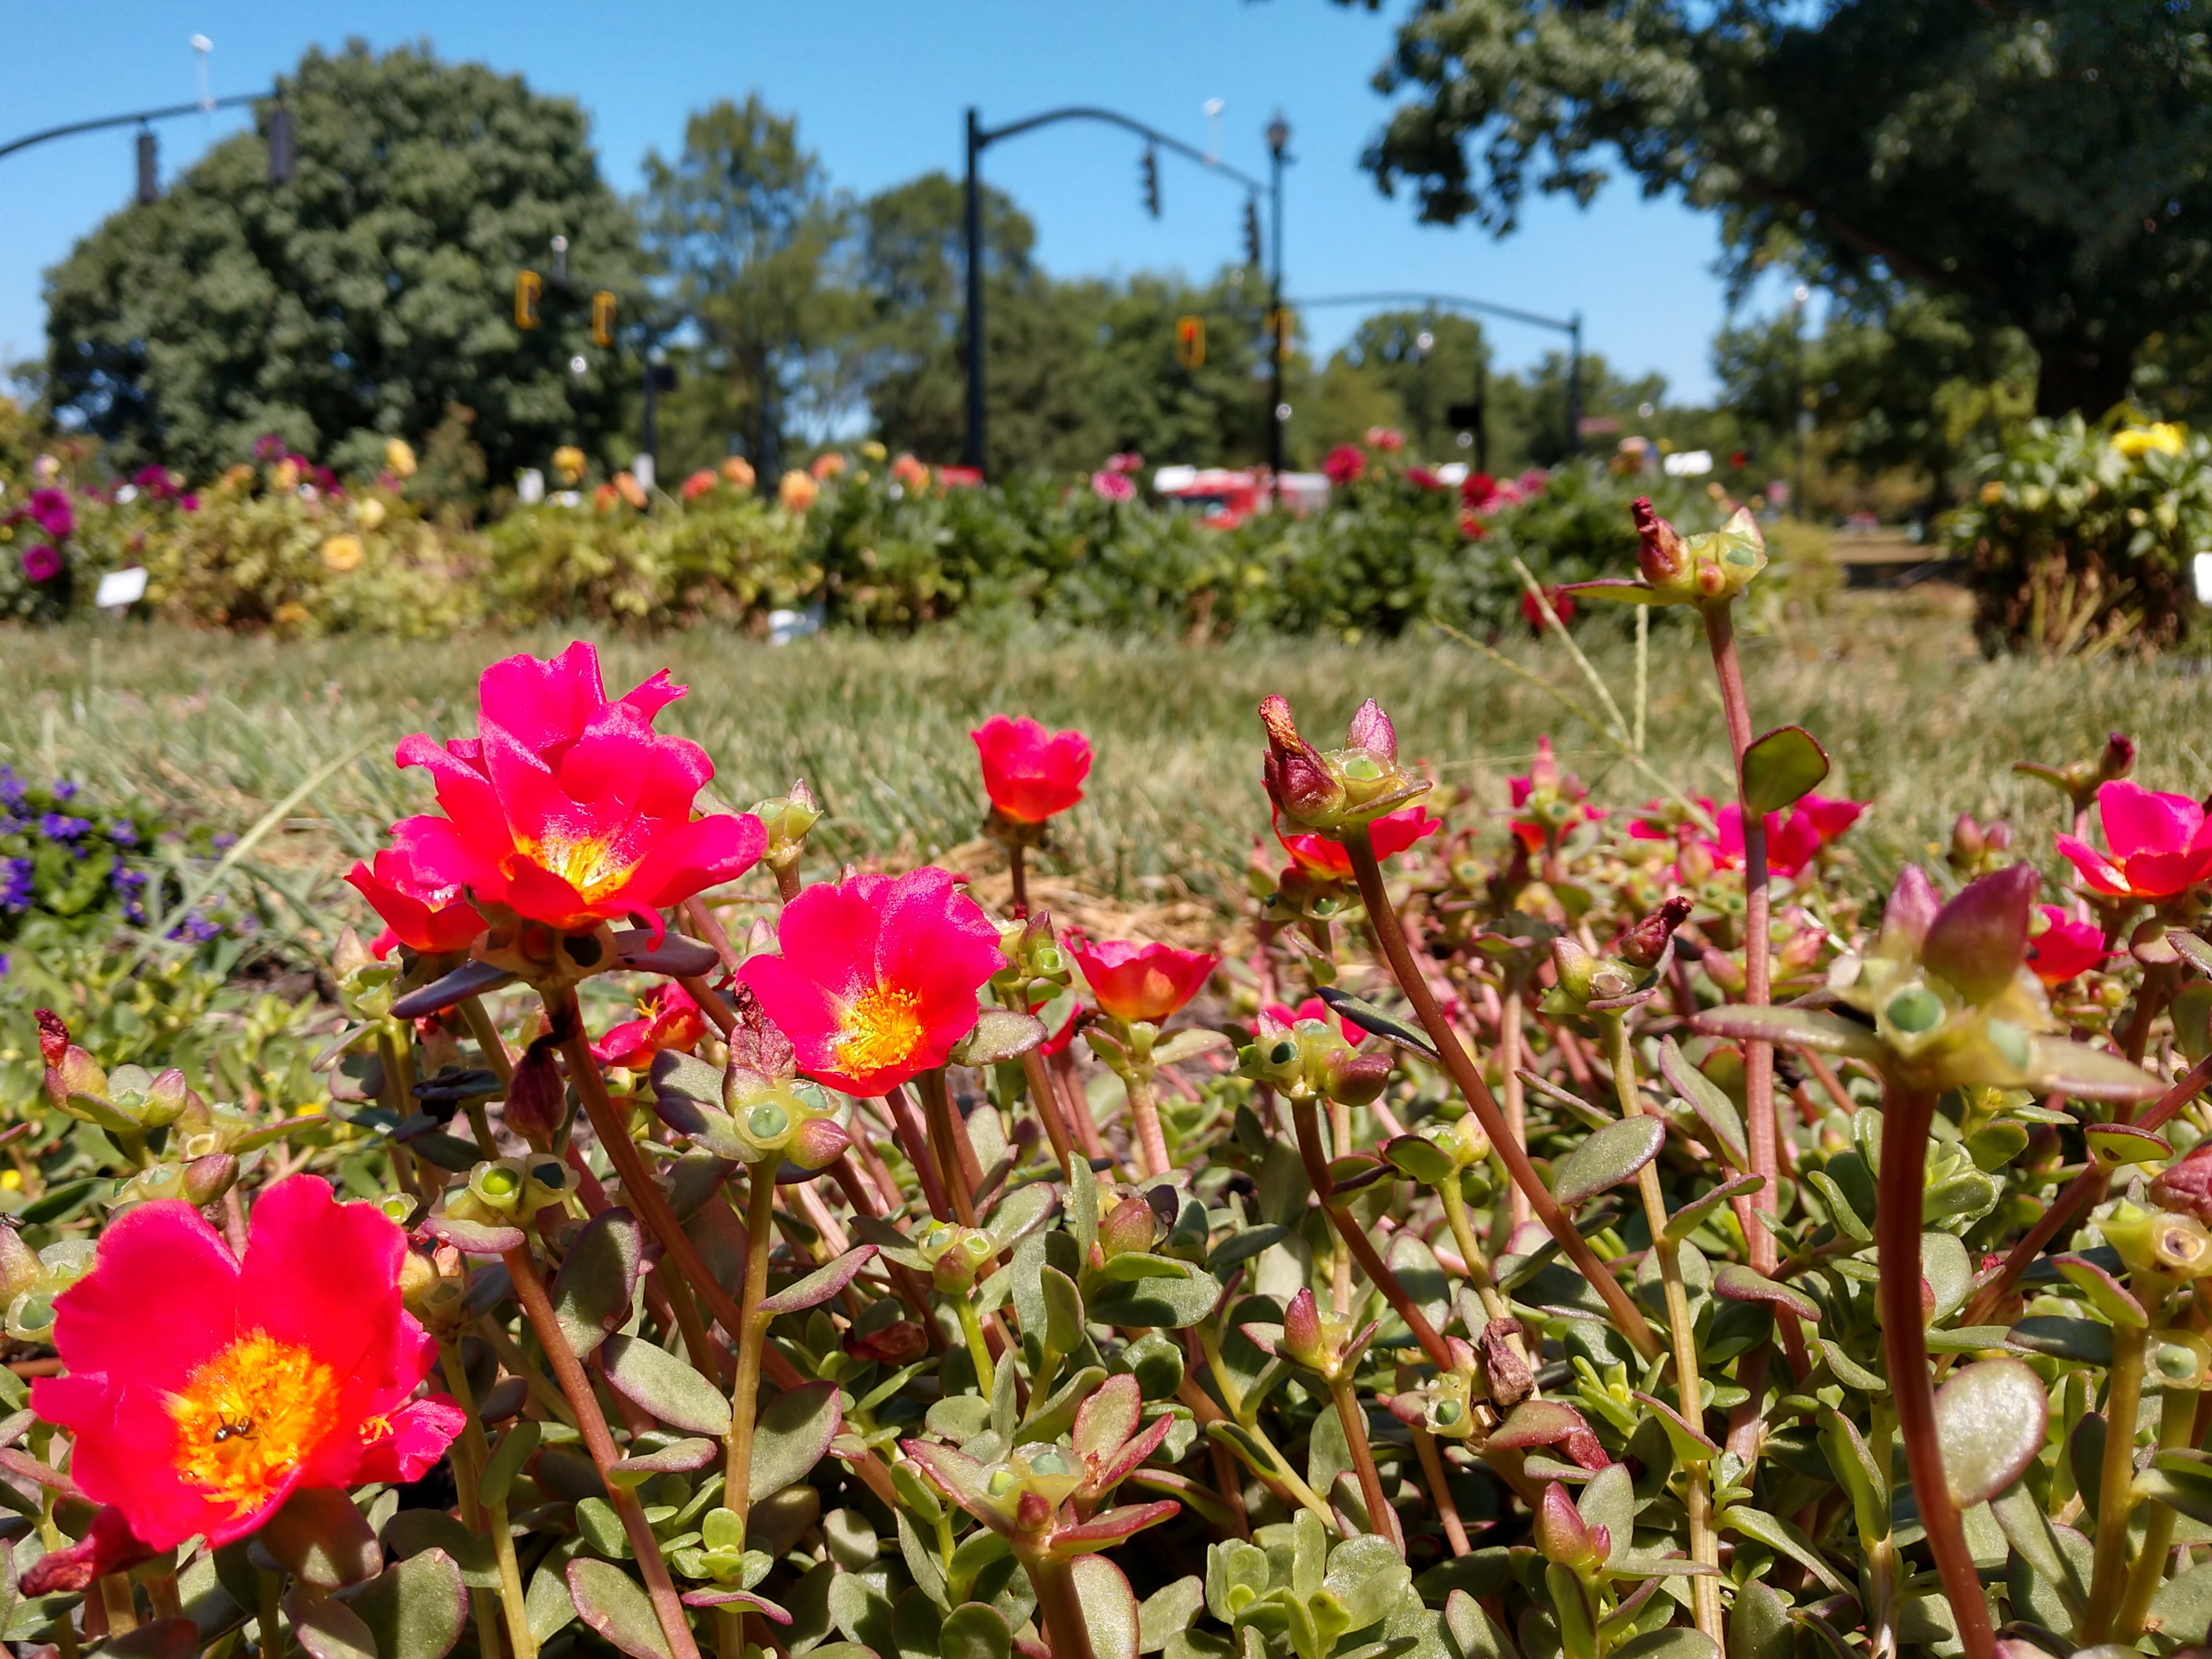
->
[
  {"left": 387, "top": 643, "right": 764, "bottom": 936},
  {"left": 1068, "top": 936, "right": 1216, "bottom": 1025},
  {"left": 2057, "top": 780, "right": 2212, "bottom": 902},
  {"left": 2024, "top": 904, "right": 2108, "bottom": 985},
  {"left": 972, "top": 715, "right": 1093, "bottom": 825},
  {"left": 344, "top": 845, "right": 487, "bottom": 958}
]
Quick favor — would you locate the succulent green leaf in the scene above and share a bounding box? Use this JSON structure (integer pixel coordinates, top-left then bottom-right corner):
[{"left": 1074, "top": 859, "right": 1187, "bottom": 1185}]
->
[
  {"left": 599, "top": 1334, "right": 733, "bottom": 1436},
  {"left": 566, "top": 1559, "right": 671, "bottom": 1659},
  {"left": 1317, "top": 989, "right": 1440, "bottom": 1060},
  {"left": 1711, "top": 1264, "right": 1820, "bottom": 1325},
  {"left": 759, "top": 1245, "right": 879, "bottom": 1316},
  {"left": 479, "top": 1420, "right": 540, "bottom": 1508},
  {"left": 1689, "top": 1005, "right": 1884, "bottom": 1058},
  {"left": 1138, "top": 1578, "right": 1207, "bottom": 1654},
  {"left": 1933, "top": 1358, "right": 2047, "bottom": 1506},
  {"left": 1716, "top": 1507, "right": 1849, "bottom": 1596},
  {"left": 379, "top": 1512, "right": 500, "bottom": 1588},
  {"left": 284, "top": 1590, "right": 378, "bottom": 1659},
  {"left": 550, "top": 1208, "right": 644, "bottom": 1360},
  {"left": 949, "top": 1008, "right": 1047, "bottom": 1067},
  {"left": 256, "top": 1489, "right": 382, "bottom": 1590},
  {"left": 1072, "top": 1555, "right": 1142, "bottom": 1659},
  {"left": 341, "top": 1549, "right": 470, "bottom": 1659},
  {"left": 1741, "top": 726, "right": 1830, "bottom": 817},
  {"left": 942, "top": 1602, "right": 1015, "bottom": 1659},
  {"left": 1552, "top": 1118, "right": 1667, "bottom": 1208},
  {"left": 750, "top": 1380, "right": 841, "bottom": 1502}
]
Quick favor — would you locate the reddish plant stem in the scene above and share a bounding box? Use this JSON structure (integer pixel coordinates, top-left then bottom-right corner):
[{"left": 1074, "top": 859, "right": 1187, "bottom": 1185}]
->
[
  {"left": 1501, "top": 986, "right": 1531, "bottom": 1231},
  {"left": 1875, "top": 1082, "right": 1993, "bottom": 1659},
  {"left": 1412, "top": 1429, "right": 1470, "bottom": 1557},
  {"left": 503, "top": 1242, "right": 702, "bottom": 1659},
  {"left": 883, "top": 1082, "right": 954, "bottom": 1222},
  {"left": 1329, "top": 1380, "right": 1401, "bottom": 1555},
  {"left": 2121, "top": 960, "right": 2177, "bottom": 1068},
  {"left": 1343, "top": 827, "right": 1662, "bottom": 1361},
  {"left": 549, "top": 991, "right": 804, "bottom": 1391},
  {"left": 1290, "top": 1099, "right": 1455, "bottom": 1372},
  {"left": 1009, "top": 843, "right": 1029, "bottom": 920},
  {"left": 1022, "top": 1046, "right": 1076, "bottom": 1177},
  {"left": 918, "top": 1069, "right": 980, "bottom": 1226},
  {"left": 1052, "top": 1050, "right": 1108, "bottom": 1164},
  {"left": 682, "top": 897, "right": 742, "bottom": 970}
]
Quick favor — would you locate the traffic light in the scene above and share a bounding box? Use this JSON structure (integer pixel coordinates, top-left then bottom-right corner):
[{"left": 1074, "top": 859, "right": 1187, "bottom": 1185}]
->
[
  {"left": 592, "top": 290, "right": 617, "bottom": 349},
  {"left": 515, "top": 270, "right": 543, "bottom": 330},
  {"left": 1243, "top": 198, "right": 1262, "bottom": 267},
  {"left": 1140, "top": 145, "right": 1159, "bottom": 218},
  {"left": 1175, "top": 315, "right": 1205, "bottom": 371},
  {"left": 135, "top": 129, "right": 158, "bottom": 206},
  {"left": 267, "top": 107, "right": 295, "bottom": 186}
]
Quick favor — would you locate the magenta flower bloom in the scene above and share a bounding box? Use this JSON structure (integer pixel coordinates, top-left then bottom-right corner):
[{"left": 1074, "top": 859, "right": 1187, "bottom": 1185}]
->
[
  {"left": 1089, "top": 470, "right": 1136, "bottom": 503},
  {"left": 343, "top": 846, "right": 487, "bottom": 958},
  {"left": 20, "top": 545, "right": 62, "bottom": 584},
  {"left": 388, "top": 643, "right": 765, "bottom": 935},
  {"left": 25, "top": 488, "right": 73, "bottom": 540},
  {"left": 972, "top": 714, "right": 1093, "bottom": 825},
  {"left": 738, "top": 867, "right": 1006, "bottom": 1096},
  {"left": 2024, "top": 904, "right": 2108, "bottom": 985},
  {"left": 31, "top": 1176, "right": 461, "bottom": 1550},
  {"left": 2057, "top": 780, "right": 2212, "bottom": 901},
  {"left": 1067, "top": 935, "right": 1216, "bottom": 1025}
]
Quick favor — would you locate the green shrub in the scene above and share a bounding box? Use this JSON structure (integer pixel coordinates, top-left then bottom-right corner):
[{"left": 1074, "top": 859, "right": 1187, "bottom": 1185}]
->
[{"left": 1946, "top": 414, "right": 2212, "bottom": 654}]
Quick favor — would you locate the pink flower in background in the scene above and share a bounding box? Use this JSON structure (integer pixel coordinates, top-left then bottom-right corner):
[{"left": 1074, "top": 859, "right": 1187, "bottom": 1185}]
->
[
  {"left": 1408, "top": 466, "right": 1446, "bottom": 491},
  {"left": 1068, "top": 936, "right": 1217, "bottom": 1025},
  {"left": 20, "top": 546, "right": 62, "bottom": 584},
  {"left": 1107, "top": 452, "right": 1144, "bottom": 474},
  {"left": 1323, "top": 445, "right": 1366, "bottom": 486},
  {"left": 2024, "top": 904, "right": 2108, "bottom": 984},
  {"left": 25, "top": 489, "right": 73, "bottom": 540},
  {"left": 2057, "top": 780, "right": 2212, "bottom": 902},
  {"left": 592, "top": 981, "right": 708, "bottom": 1071},
  {"left": 972, "top": 715, "right": 1093, "bottom": 824},
  {"left": 1090, "top": 470, "right": 1136, "bottom": 502},
  {"left": 1278, "top": 804, "right": 1443, "bottom": 880},
  {"left": 1508, "top": 737, "right": 1606, "bottom": 851},
  {"left": 1364, "top": 426, "right": 1406, "bottom": 452}
]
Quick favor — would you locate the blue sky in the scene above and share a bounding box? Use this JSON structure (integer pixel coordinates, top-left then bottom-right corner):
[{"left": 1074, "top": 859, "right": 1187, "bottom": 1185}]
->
[{"left": 0, "top": 0, "right": 1784, "bottom": 404}]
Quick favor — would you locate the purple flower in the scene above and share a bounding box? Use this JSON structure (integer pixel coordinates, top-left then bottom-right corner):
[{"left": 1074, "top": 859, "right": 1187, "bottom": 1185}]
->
[
  {"left": 109, "top": 819, "right": 137, "bottom": 846},
  {"left": 1, "top": 858, "right": 32, "bottom": 913},
  {"left": 52, "top": 780, "right": 76, "bottom": 802},
  {"left": 25, "top": 489, "right": 73, "bottom": 540},
  {"left": 171, "top": 913, "right": 222, "bottom": 944},
  {"left": 255, "top": 433, "right": 289, "bottom": 461},
  {"left": 20, "top": 545, "right": 62, "bottom": 584},
  {"left": 0, "top": 769, "right": 23, "bottom": 810},
  {"left": 38, "top": 814, "right": 90, "bottom": 840},
  {"left": 212, "top": 832, "right": 238, "bottom": 851},
  {"left": 179, "top": 493, "right": 200, "bottom": 512}
]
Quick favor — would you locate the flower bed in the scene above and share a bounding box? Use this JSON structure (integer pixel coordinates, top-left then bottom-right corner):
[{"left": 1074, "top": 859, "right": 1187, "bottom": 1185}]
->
[{"left": 0, "top": 496, "right": 2204, "bottom": 1659}]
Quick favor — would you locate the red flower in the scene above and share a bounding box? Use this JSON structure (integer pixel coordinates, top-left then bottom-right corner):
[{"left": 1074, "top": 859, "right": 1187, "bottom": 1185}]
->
[
  {"left": 1519, "top": 586, "right": 1578, "bottom": 631},
  {"left": 1322, "top": 445, "right": 1366, "bottom": 486},
  {"left": 1408, "top": 466, "right": 1446, "bottom": 491},
  {"left": 31, "top": 1176, "right": 461, "bottom": 1550},
  {"left": 1460, "top": 472, "right": 1497, "bottom": 508},
  {"left": 592, "top": 981, "right": 708, "bottom": 1070},
  {"left": 1068, "top": 935, "right": 1216, "bottom": 1025},
  {"left": 1278, "top": 804, "right": 1442, "bottom": 880},
  {"left": 1090, "top": 471, "right": 1136, "bottom": 502},
  {"left": 388, "top": 643, "right": 764, "bottom": 935},
  {"left": 1259, "top": 996, "right": 1342, "bottom": 1040},
  {"left": 1508, "top": 738, "right": 1605, "bottom": 851},
  {"left": 344, "top": 846, "right": 486, "bottom": 958},
  {"left": 2025, "top": 904, "right": 2108, "bottom": 984},
  {"left": 2057, "top": 780, "right": 2212, "bottom": 901},
  {"left": 738, "top": 867, "right": 1006, "bottom": 1096},
  {"left": 681, "top": 469, "right": 719, "bottom": 501},
  {"left": 1364, "top": 426, "right": 1406, "bottom": 452},
  {"left": 972, "top": 715, "right": 1093, "bottom": 825}
]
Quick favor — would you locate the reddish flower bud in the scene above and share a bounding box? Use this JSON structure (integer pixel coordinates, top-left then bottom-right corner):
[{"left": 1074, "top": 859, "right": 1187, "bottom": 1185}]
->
[
  {"left": 1534, "top": 1482, "right": 1599, "bottom": 1568},
  {"left": 1259, "top": 696, "right": 1345, "bottom": 824},
  {"left": 1098, "top": 1196, "right": 1158, "bottom": 1259},
  {"left": 503, "top": 1033, "right": 568, "bottom": 1142},
  {"left": 2155, "top": 1144, "right": 2212, "bottom": 1224},
  {"left": 1883, "top": 865, "right": 1945, "bottom": 952},
  {"left": 1632, "top": 498, "right": 1688, "bottom": 589},
  {"left": 1346, "top": 697, "right": 1397, "bottom": 764},
  {"left": 844, "top": 1320, "right": 928, "bottom": 1364},
  {"left": 2101, "top": 732, "right": 2136, "bottom": 783},
  {"left": 1611, "top": 895, "right": 1693, "bottom": 969},
  {"left": 1922, "top": 863, "right": 2040, "bottom": 1003},
  {"left": 727, "top": 983, "right": 797, "bottom": 1094},
  {"left": 34, "top": 1009, "right": 67, "bottom": 1069},
  {"left": 1282, "top": 1287, "right": 1327, "bottom": 1368},
  {"left": 1322, "top": 1048, "right": 1395, "bottom": 1108}
]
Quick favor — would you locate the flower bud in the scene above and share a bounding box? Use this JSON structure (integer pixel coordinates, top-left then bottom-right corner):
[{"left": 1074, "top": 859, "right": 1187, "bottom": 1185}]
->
[
  {"left": 2155, "top": 1143, "right": 2212, "bottom": 1224},
  {"left": 179, "top": 1154, "right": 239, "bottom": 1207},
  {"left": 1259, "top": 696, "right": 1346, "bottom": 826},
  {"left": 1282, "top": 1287, "right": 1328, "bottom": 1370},
  {"left": 503, "top": 1033, "right": 567, "bottom": 1143},
  {"left": 753, "top": 780, "right": 823, "bottom": 872},
  {"left": 2101, "top": 732, "right": 2137, "bottom": 785},
  {"left": 727, "top": 985, "right": 798, "bottom": 1096},
  {"left": 1321, "top": 1048, "right": 1394, "bottom": 1108},
  {"left": 1921, "top": 863, "right": 2038, "bottom": 1004},
  {"left": 0, "top": 1226, "right": 41, "bottom": 1301},
  {"left": 1551, "top": 935, "right": 1598, "bottom": 1000},
  {"left": 1610, "top": 895, "right": 1693, "bottom": 970},
  {"left": 1949, "top": 813, "right": 1986, "bottom": 873},
  {"left": 34, "top": 1009, "right": 67, "bottom": 1070},
  {"left": 1098, "top": 1196, "right": 1158, "bottom": 1260},
  {"left": 1632, "top": 499, "right": 1689, "bottom": 592},
  {"left": 1534, "top": 1482, "right": 1600, "bottom": 1569},
  {"left": 1345, "top": 698, "right": 1397, "bottom": 765}
]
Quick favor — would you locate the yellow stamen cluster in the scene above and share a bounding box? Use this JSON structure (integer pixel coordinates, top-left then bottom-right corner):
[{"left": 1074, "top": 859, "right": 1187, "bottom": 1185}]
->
[{"left": 167, "top": 1330, "right": 340, "bottom": 1515}]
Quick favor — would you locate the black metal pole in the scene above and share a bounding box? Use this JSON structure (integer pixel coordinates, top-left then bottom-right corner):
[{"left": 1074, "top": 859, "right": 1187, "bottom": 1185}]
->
[
  {"left": 1566, "top": 314, "right": 1584, "bottom": 458},
  {"left": 1266, "top": 122, "right": 1288, "bottom": 486},
  {"left": 643, "top": 350, "right": 660, "bottom": 479},
  {"left": 963, "top": 107, "right": 987, "bottom": 476}
]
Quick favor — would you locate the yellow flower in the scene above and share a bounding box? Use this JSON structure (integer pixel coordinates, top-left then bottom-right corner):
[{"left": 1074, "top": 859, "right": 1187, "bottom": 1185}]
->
[
  {"left": 2113, "top": 422, "right": 2185, "bottom": 460},
  {"left": 552, "top": 445, "right": 587, "bottom": 485},
  {"left": 384, "top": 438, "right": 418, "bottom": 478},
  {"left": 356, "top": 497, "right": 388, "bottom": 531},
  {"left": 860, "top": 440, "right": 887, "bottom": 462},
  {"left": 1, "top": 1170, "right": 22, "bottom": 1191},
  {"left": 1979, "top": 480, "right": 2006, "bottom": 505},
  {"left": 272, "top": 601, "right": 311, "bottom": 629},
  {"left": 719, "top": 456, "right": 756, "bottom": 491},
  {"left": 779, "top": 470, "right": 820, "bottom": 512},
  {"left": 271, "top": 458, "right": 301, "bottom": 493},
  {"left": 320, "top": 535, "right": 364, "bottom": 573}
]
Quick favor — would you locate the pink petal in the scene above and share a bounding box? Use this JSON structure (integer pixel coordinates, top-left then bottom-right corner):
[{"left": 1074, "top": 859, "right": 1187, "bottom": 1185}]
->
[
  {"left": 2097, "top": 779, "right": 2202, "bottom": 862},
  {"left": 623, "top": 813, "right": 767, "bottom": 911},
  {"left": 738, "top": 955, "right": 850, "bottom": 1076},
  {"left": 2055, "top": 832, "right": 2131, "bottom": 897},
  {"left": 776, "top": 875, "right": 893, "bottom": 1000},
  {"left": 476, "top": 642, "right": 611, "bottom": 753},
  {"left": 49, "top": 1202, "right": 236, "bottom": 1387},
  {"left": 236, "top": 1177, "right": 411, "bottom": 1381},
  {"left": 352, "top": 1396, "right": 467, "bottom": 1485}
]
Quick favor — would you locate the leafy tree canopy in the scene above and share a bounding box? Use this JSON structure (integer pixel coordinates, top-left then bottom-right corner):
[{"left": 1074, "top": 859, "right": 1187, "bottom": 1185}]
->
[
  {"left": 43, "top": 41, "right": 638, "bottom": 482},
  {"left": 1347, "top": 0, "right": 2212, "bottom": 416}
]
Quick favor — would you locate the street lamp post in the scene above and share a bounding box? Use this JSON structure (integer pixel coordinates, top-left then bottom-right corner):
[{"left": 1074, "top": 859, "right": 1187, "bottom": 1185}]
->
[
  {"left": 963, "top": 108, "right": 987, "bottom": 473},
  {"left": 1266, "top": 115, "right": 1289, "bottom": 486}
]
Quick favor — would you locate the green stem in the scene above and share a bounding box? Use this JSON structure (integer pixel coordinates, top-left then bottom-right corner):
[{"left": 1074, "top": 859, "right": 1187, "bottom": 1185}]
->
[
  {"left": 956, "top": 1298, "right": 997, "bottom": 1397},
  {"left": 1600, "top": 1012, "right": 1720, "bottom": 1643},
  {"left": 439, "top": 1340, "right": 530, "bottom": 1659},
  {"left": 723, "top": 1162, "right": 780, "bottom": 1531},
  {"left": 461, "top": 993, "right": 515, "bottom": 1088},
  {"left": 501, "top": 1242, "right": 701, "bottom": 1659},
  {"left": 1875, "top": 1082, "right": 1993, "bottom": 1659},
  {"left": 258, "top": 1569, "right": 283, "bottom": 1658},
  {"left": 1342, "top": 826, "right": 1662, "bottom": 1361},
  {"left": 2116, "top": 1381, "right": 2195, "bottom": 1637},
  {"left": 2085, "top": 1321, "right": 2150, "bottom": 1641}
]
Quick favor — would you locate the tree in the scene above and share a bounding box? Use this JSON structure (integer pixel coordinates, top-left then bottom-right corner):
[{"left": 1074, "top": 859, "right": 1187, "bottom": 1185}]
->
[
  {"left": 1347, "top": 0, "right": 2212, "bottom": 416},
  {"left": 1323, "top": 310, "right": 1491, "bottom": 459},
  {"left": 640, "top": 98, "right": 855, "bottom": 477},
  {"left": 43, "top": 42, "right": 638, "bottom": 482}
]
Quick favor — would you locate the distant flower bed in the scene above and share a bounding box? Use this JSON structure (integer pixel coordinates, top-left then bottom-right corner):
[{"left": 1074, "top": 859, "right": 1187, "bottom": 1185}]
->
[{"left": 1, "top": 430, "right": 1727, "bottom": 641}]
